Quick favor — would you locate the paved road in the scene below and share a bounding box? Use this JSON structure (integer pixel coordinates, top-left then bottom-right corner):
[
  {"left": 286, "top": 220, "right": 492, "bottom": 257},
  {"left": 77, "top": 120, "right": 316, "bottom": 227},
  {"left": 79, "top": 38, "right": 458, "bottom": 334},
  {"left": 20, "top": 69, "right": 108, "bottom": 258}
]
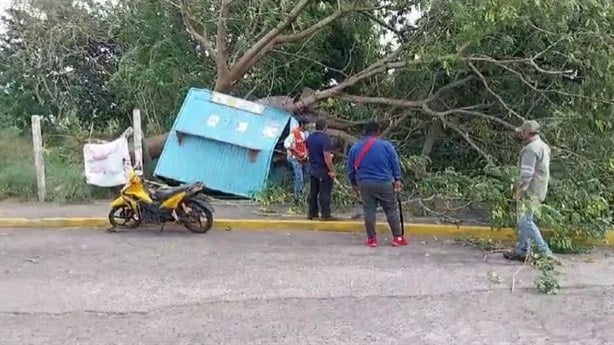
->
[
  {"left": 0, "top": 199, "right": 484, "bottom": 224},
  {"left": 1, "top": 228, "right": 613, "bottom": 345}
]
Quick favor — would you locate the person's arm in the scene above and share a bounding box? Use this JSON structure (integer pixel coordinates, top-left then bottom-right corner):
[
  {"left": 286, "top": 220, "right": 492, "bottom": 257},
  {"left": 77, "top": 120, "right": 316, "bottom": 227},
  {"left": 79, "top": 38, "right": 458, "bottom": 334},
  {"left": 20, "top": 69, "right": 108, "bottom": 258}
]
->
[
  {"left": 346, "top": 145, "right": 357, "bottom": 186},
  {"left": 385, "top": 142, "right": 403, "bottom": 191},
  {"left": 283, "top": 133, "right": 294, "bottom": 150},
  {"left": 385, "top": 142, "right": 402, "bottom": 181},
  {"left": 517, "top": 148, "right": 537, "bottom": 198},
  {"left": 323, "top": 135, "right": 335, "bottom": 177}
]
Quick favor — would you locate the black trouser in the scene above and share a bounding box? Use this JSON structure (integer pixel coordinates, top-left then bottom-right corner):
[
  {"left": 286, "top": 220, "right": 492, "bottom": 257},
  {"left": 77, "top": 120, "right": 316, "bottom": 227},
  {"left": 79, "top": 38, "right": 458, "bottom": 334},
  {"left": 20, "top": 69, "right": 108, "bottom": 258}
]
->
[
  {"left": 308, "top": 173, "right": 333, "bottom": 218},
  {"left": 359, "top": 181, "right": 402, "bottom": 238}
]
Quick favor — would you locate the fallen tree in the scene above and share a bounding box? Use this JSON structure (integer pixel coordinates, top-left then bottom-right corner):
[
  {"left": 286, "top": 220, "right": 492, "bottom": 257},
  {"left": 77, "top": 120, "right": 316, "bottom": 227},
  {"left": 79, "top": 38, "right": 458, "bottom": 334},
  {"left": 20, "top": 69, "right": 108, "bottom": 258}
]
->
[
  {"left": 2, "top": 0, "right": 612, "bottom": 251},
  {"left": 143, "top": 0, "right": 420, "bottom": 157}
]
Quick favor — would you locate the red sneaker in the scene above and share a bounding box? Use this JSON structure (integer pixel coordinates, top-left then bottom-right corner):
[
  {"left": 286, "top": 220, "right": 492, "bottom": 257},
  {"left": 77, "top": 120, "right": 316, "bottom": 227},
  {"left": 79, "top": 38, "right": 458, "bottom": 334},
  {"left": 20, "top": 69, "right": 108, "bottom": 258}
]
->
[
  {"left": 365, "top": 237, "right": 378, "bottom": 248},
  {"left": 392, "top": 236, "right": 408, "bottom": 247}
]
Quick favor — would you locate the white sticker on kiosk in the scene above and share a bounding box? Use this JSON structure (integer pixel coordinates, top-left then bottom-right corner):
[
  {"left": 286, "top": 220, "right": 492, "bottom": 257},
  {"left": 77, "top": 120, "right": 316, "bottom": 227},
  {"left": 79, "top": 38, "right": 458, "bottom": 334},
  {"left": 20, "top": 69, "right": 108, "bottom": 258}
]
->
[
  {"left": 207, "top": 115, "right": 220, "bottom": 127},
  {"left": 236, "top": 122, "right": 249, "bottom": 133}
]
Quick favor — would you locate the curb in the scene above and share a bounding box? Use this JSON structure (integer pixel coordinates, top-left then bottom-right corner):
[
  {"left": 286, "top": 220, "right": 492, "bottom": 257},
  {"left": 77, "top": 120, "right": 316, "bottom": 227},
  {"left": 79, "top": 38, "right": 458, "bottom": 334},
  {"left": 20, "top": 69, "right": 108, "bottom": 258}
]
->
[{"left": 0, "top": 218, "right": 612, "bottom": 244}]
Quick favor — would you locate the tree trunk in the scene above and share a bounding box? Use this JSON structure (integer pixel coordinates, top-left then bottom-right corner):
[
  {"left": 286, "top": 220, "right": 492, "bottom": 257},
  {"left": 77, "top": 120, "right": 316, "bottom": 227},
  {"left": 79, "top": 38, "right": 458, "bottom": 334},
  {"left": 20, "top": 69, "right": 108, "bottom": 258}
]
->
[
  {"left": 144, "top": 133, "right": 168, "bottom": 160},
  {"left": 421, "top": 121, "right": 441, "bottom": 157}
]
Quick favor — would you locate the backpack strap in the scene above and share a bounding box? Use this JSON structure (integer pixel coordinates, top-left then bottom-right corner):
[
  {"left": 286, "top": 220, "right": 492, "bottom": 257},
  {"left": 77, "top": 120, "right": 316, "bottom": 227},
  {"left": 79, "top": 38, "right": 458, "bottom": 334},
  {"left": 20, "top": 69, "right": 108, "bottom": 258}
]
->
[{"left": 353, "top": 137, "right": 377, "bottom": 171}]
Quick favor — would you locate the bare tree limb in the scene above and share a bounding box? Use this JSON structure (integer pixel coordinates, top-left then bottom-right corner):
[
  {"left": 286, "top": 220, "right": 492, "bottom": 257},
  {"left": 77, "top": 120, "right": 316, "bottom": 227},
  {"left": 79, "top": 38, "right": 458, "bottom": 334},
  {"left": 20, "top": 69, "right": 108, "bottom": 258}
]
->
[
  {"left": 276, "top": 5, "right": 354, "bottom": 44},
  {"left": 467, "top": 55, "right": 614, "bottom": 105},
  {"left": 178, "top": 0, "right": 216, "bottom": 58},
  {"left": 225, "top": 2, "right": 360, "bottom": 88},
  {"left": 340, "top": 95, "right": 515, "bottom": 131},
  {"left": 466, "top": 53, "right": 575, "bottom": 77},
  {"left": 358, "top": 10, "right": 401, "bottom": 36},
  {"left": 422, "top": 103, "right": 495, "bottom": 165},
  {"left": 290, "top": 47, "right": 438, "bottom": 112},
  {"left": 467, "top": 62, "right": 525, "bottom": 121},
  {"left": 271, "top": 48, "right": 349, "bottom": 78},
  {"left": 338, "top": 93, "right": 423, "bottom": 108},
  {"left": 327, "top": 128, "right": 358, "bottom": 144},
  {"left": 437, "top": 108, "right": 516, "bottom": 130},
  {"left": 224, "top": 0, "right": 312, "bottom": 88},
  {"left": 214, "top": 0, "right": 231, "bottom": 80},
  {"left": 335, "top": 76, "right": 473, "bottom": 108}
]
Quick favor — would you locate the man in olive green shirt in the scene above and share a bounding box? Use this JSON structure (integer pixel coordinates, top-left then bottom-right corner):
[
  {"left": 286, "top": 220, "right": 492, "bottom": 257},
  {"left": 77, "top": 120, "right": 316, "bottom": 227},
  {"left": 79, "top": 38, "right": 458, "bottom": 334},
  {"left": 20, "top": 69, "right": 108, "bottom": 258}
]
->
[{"left": 504, "top": 120, "right": 554, "bottom": 261}]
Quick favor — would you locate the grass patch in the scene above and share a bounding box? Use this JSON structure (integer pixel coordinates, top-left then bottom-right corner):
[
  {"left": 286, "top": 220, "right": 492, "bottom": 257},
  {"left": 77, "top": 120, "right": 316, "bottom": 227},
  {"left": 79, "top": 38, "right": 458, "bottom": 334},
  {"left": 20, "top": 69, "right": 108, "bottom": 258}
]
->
[{"left": 0, "top": 128, "right": 113, "bottom": 203}]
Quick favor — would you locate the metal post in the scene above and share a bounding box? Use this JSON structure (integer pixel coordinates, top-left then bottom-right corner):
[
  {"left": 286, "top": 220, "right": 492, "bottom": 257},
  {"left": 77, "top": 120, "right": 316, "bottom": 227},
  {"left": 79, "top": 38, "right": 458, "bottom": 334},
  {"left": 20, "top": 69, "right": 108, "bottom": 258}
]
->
[
  {"left": 31, "top": 115, "right": 46, "bottom": 202},
  {"left": 133, "top": 109, "right": 143, "bottom": 175}
]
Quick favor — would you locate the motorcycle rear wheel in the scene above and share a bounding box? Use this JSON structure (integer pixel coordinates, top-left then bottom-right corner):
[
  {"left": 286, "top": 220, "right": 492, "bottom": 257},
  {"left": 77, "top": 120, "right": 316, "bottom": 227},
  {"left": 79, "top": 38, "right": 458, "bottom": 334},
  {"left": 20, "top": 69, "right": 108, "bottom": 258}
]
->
[
  {"left": 181, "top": 200, "right": 213, "bottom": 233},
  {"left": 108, "top": 205, "right": 142, "bottom": 228}
]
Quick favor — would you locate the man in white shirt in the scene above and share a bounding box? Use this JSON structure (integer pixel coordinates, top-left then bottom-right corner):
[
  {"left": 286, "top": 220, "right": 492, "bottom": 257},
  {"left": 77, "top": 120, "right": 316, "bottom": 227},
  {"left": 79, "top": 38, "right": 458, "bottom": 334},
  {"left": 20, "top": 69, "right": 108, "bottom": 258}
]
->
[
  {"left": 283, "top": 117, "right": 310, "bottom": 204},
  {"left": 504, "top": 120, "right": 556, "bottom": 262}
]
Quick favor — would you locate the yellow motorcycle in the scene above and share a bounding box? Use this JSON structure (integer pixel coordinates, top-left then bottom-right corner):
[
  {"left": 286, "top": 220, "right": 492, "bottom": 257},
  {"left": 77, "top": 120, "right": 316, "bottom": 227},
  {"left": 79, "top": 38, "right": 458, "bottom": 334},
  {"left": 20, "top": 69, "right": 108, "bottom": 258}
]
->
[{"left": 108, "top": 170, "right": 214, "bottom": 233}]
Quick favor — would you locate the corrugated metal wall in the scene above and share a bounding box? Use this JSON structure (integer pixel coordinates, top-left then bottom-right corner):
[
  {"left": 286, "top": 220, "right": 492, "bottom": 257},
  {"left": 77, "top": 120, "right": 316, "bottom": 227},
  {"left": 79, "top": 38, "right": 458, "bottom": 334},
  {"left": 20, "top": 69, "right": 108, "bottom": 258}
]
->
[{"left": 154, "top": 88, "right": 292, "bottom": 197}]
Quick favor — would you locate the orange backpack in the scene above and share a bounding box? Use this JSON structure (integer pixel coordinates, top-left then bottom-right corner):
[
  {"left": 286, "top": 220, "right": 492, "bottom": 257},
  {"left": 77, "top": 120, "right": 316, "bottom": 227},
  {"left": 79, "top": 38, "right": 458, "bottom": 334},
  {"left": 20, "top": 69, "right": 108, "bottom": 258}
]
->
[{"left": 291, "top": 128, "right": 308, "bottom": 163}]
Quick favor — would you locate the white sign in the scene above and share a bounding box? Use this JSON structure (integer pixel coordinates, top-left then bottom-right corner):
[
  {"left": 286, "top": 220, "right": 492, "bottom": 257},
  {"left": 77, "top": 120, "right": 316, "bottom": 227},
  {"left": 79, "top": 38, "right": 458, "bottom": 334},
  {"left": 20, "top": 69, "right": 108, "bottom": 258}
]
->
[
  {"left": 83, "top": 137, "right": 132, "bottom": 187},
  {"left": 236, "top": 122, "right": 249, "bottom": 133},
  {"left": 262, "top": 124, "right": 280, "bottom": 138},
  {"left": 207, "top": 114, "right": 220, "bottom": 127},
  {"left": 211, "top": 92, "right": 265, "bottom": 114}
]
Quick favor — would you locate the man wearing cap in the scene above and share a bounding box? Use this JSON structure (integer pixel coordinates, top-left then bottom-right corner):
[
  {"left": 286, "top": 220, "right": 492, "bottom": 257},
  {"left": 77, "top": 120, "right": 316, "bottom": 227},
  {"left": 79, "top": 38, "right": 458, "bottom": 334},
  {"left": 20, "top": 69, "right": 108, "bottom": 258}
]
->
[{"left": 504, "top": 120, "right": 555, "bottom": 261}]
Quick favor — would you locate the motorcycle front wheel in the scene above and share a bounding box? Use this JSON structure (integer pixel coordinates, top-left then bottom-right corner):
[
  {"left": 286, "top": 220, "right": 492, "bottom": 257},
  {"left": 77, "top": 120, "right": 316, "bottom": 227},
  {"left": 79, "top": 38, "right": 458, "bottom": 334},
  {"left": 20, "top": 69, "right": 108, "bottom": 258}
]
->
[
  {"left": 181, "top": 200, "right": 213, "bottom": 233},
  {"left": 108, "top": 205, "right": 142, "bottom": 228}
]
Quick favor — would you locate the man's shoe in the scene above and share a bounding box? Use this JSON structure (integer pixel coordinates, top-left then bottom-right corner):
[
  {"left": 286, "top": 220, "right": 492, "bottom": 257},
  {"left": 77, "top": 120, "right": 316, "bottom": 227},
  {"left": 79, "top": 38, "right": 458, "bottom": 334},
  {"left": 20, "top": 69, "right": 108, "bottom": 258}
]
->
[
  {"left": 392, "top": 236, "right": 408, "bottom": 246},
  {"left": 365, "top": 237, "right": 378, "bottom": 248},
  {"left": 503, "top": 250, "right": 527, "bottom": 262}
]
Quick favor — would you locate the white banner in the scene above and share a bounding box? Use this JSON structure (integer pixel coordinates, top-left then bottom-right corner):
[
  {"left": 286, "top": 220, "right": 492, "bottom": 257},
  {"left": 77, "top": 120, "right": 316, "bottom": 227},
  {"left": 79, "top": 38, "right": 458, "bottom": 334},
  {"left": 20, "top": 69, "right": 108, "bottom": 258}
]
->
[{"left": 83, "top": 137, "right": 132, "bottom": 187}]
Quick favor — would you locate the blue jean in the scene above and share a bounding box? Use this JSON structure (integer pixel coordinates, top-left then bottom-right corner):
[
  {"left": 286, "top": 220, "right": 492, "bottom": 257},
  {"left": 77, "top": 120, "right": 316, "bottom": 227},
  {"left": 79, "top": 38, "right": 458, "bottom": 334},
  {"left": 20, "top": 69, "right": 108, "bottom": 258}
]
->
[
  {"left": 288, "top": 158, "right": 308, "bottom": 198},
  {"left": 515, "top": 201, "right": 552, "bottom": 256}
]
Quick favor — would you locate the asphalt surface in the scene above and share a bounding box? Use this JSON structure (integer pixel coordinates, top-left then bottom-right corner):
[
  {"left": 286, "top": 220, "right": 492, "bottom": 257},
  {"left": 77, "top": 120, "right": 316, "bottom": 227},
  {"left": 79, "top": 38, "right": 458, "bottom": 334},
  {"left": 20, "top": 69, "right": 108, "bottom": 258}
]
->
[
  {"left": 0, "top": 199, "right": 482, "bottom": 224},
  {"left": 1, "top": 228, "right": 613, "bottom": 345}
]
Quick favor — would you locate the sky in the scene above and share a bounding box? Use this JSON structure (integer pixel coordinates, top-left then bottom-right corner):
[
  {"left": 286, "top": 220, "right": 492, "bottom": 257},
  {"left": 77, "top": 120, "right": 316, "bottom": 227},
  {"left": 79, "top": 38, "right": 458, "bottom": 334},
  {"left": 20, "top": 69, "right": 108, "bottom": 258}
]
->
[
  {"left": 0, "top": 0, "right": 16, "bottom": 32},
  {"left": 0, "top": 0, "right": 9, "bottom": 17},
  {"left": 0, "top": 0, "right": 9, "bottom": 12}
]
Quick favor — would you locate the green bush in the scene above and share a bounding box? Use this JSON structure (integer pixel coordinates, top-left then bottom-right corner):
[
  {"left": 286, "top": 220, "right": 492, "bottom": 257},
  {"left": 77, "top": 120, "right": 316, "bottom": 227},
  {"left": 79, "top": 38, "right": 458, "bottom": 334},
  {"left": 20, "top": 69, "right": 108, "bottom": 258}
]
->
[
  {"left": 0, "top": 128, "right": 113, "bottom": 203},
  {"left": 401, "top": 156, "right": 613, "bottom": 253}
]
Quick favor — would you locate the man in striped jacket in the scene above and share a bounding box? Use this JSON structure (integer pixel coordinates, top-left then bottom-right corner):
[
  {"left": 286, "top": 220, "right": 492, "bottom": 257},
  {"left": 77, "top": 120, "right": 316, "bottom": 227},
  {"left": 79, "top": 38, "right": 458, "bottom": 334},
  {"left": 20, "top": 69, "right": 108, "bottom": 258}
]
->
[{"left": 504, "top": 120, "right": 555, "bottom": 261}]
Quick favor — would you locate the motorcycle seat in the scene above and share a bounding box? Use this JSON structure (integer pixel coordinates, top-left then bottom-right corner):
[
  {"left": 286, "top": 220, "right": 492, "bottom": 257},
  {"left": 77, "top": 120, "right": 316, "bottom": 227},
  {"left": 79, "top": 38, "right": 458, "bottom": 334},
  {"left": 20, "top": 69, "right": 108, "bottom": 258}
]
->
[{"left": 152, "top": 185, "right": 192, "bottom": 201}]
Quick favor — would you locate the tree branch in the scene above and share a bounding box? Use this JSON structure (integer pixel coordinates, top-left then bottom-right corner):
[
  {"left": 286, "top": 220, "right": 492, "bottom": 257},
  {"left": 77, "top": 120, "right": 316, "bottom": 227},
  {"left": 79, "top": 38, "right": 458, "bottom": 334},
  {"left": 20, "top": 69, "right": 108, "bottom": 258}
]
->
[
  {"left": 357, "top": 10, "right": 414, "bottom": 42},
  {"left": 225, "top": 2, "right": 364, "bottom": 90},
  {"left": 178, "top": 0, "right": 215, "bottom": 58},
  {"left": 225, "top": 0, "right": 312, "bottom": 86},
  {"left": 439, "top": 108, "right": 516, "bottom": 130},
  {"left": 421, "top": 103, "right": 495, "bottom": 165},
  {"left": 271, "top": 48, "right": 349, "bottom": 78},
  {"left": 481, "top": 58, "right": 614, "bottom": 106},
  {"left": 291, "top": 48, "right": 422, "bottom": 111},
  {"left": 330, "top": 69, "right": 515, "bottom": 135},
  {"left": 214, "top": 0, "right": 230, "bottom": 78},
  {"left": 338, "top": 93, "right": 424, "bottom": 108},
  {"left": 467, "top": 61, "right": 525, "bottom": 121},
  {"left": 335, "top": 76, "right": 474, "bottom": 108},
  {"left": 276, "top": 5, "right": 354, "bottom": 44}
]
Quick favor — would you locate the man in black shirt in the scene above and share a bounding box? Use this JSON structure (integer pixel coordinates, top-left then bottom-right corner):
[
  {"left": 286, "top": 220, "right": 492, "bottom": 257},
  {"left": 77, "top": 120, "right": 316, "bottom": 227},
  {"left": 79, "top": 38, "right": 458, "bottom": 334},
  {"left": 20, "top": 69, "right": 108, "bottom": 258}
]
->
[{"left": 305, "top": 119, "right": 336, "bottom": 220}]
